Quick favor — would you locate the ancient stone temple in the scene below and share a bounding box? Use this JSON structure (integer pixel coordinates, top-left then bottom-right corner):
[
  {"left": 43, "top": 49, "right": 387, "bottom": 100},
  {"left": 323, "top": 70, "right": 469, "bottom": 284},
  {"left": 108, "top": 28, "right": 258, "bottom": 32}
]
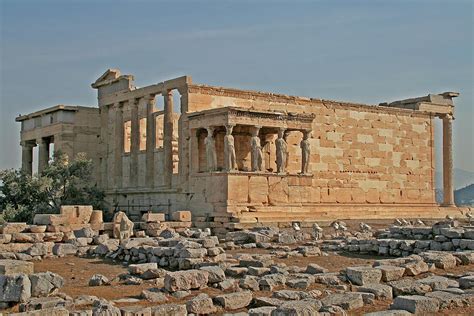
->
[{"left": 17, "top": 69, "right": 466, "bottom": 231}]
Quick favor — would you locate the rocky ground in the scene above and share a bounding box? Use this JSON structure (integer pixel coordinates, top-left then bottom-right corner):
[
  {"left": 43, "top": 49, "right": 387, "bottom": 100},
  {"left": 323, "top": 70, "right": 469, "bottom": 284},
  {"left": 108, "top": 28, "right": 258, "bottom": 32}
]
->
[{"left": 0, "top": 218, "right": 473, "bottom": 315}]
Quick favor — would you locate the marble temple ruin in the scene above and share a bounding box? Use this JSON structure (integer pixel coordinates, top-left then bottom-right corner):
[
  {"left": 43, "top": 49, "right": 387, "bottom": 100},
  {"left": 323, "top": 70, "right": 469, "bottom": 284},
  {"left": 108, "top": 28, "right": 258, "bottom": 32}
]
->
[{"left": 16, "top": 69, "right": 466, "bottom": 232}]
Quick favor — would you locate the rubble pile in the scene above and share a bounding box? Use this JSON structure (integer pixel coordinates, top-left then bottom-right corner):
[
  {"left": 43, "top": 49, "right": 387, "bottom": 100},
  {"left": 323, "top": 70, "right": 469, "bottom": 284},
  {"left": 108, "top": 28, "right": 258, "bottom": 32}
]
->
[
  {"left": 93, "top": 230, "right": 227, "bottom": 269},
  {"left": 0, "top": 206, "right": 196, "bottom": 263},
  {"left": 1, "top": 211, "right": 473, "bottom": 315},
  {"left": 344, "top": 222, "right": 474, "bottom": 256},
  {"left": 0, "top": 260, "right": 64, "bottom": 309},
  {"left": 2, "top": 247, "right": 473, "bottom": 315}
]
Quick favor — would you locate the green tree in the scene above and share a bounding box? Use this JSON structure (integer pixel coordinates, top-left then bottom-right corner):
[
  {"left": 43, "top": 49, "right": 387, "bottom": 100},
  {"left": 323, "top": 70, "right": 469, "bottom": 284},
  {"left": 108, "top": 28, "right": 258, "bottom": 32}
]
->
[{"left": 0, "top": 152, "right": 105, "bottom": 223}]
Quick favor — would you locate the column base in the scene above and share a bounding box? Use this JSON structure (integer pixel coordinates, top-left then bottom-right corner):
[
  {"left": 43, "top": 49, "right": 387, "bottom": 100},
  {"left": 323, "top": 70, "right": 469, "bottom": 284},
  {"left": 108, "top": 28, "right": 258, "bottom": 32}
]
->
[{"left": 441, "top": 203, "right": 456, "bottom": 207}]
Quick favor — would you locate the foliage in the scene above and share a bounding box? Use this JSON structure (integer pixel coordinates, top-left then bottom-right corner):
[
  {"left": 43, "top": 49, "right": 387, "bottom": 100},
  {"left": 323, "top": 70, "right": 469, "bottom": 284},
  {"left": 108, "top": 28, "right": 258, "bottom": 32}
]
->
[{"left": 0, "top": 152, "right": 105, "bottom": 223}]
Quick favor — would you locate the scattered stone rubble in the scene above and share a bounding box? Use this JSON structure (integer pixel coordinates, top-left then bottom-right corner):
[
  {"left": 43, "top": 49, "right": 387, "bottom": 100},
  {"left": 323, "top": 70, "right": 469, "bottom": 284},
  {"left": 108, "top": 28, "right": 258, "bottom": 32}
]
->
[
  {"left": 1, "top": 212, "right": 473, "bottom": 315},
  {"left": 341, "top": 221, "right": 474, "bottom": 257}
]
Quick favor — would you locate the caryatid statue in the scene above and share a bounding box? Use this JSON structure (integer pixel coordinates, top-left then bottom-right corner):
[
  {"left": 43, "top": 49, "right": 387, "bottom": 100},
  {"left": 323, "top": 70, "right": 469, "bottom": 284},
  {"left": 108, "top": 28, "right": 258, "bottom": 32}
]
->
[
  {"left": 224, "top": 124, "right": 237, "bottom": 171},
  {"left": 301, "top": 130, "right": 311, "bottom": 174},
  {"left": 250, "top": 126, "right": 263, "bottom": 172},
  {"left": 205, "top": 127, "right": 217, "bottom": 172},
  {"left": 276, "top": 128, "right": 288, "bottom": 173}
]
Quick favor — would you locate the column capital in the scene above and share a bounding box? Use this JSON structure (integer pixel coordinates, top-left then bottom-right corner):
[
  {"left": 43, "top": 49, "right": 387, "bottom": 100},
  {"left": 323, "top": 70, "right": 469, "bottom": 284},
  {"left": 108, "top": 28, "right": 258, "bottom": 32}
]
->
[
  {"left": 163, "top": 89, "right": 173, "bottom": 97},
  {"left": 129, "top": 98, "right": 139, "bottom": 106},
  {"left": 37, "top": 138, "right": 48, "bottom": 145},
  {"left": 113, "top": 102, "right": 123, "bottom": 109},
  {"left": 144, "top": 94, "right": 156, "bottom": 103},
  {"left": 206, "top": 126, "right": 215, "bottom": 134},
  {"left": 443, "top": 113, "right": 454, "bottom": 120},
  {"left": 20, "top": 140, "right": 34, "bottom": 147}
]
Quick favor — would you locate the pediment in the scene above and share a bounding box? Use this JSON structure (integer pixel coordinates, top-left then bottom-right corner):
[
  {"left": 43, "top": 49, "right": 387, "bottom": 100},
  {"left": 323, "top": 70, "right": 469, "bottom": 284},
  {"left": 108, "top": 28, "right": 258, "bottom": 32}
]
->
[{"left": 92, "top": 69, "right": 121, "bottom": 88}]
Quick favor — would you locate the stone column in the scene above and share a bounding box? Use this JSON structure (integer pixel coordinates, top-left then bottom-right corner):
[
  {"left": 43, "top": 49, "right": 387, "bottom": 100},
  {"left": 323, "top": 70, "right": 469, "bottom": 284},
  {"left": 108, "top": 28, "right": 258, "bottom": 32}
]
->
[
  {"left": 442, "top": 114, "right": 455, "bottom": 206},
  {"left": 21, "top": 141, "right": 33, "bottom": 176},
  {"left": 99, "top": 105, "right": 109, "bottom": 188},
  {"left": 114, "top": 103, "right": 124, "bottom": 189},
  {"left": 145, "top": 95, "right": 156, "bottom": 188},
  {"left": 130, "top": 98, "right": 139, "bottom": 187},
  {"left": 163, "top": 90, "right": 173, "bottom": 187},
  {"left": 37, "top": 138, "right": 49, "bottom": 173}
]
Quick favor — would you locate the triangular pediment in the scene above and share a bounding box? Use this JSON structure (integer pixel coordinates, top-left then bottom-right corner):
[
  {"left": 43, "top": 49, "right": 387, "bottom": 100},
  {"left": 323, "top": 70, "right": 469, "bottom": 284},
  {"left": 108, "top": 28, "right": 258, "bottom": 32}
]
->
[{"left": 92, "top": 69, "right": 121, "bottom": 88}]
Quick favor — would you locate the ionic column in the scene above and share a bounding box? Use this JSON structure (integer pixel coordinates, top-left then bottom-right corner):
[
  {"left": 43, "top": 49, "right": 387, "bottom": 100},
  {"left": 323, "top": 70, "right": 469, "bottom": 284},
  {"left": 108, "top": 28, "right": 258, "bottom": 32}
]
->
[
  {"left": 130, "top": 98, "right": 139, "bottom": 187},
  {"left": 37, "top": 138, "right": 49, "bottom": 173},
  {"left": 145, "top": 95, "right": 156, "bottom": 188},
  {"left": 99, "top": 105, "right": 109, "bottom": 188},
  {"left": 163, "top": 90, "right": 173, "bottom": 187},
  {"left": 21, "top": 141, "right": 33, "bottom": 176},
  {"left": 114, "top": 103, "right": 124, "bottom": 189},
  {"left": 442, "top": 114, "right": 455, "bottom": 206}
]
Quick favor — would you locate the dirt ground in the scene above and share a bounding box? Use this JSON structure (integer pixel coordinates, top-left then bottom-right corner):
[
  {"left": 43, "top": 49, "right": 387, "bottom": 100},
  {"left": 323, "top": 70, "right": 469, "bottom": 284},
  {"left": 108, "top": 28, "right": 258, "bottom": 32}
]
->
[{"left": 32, "top": 253, "right": 474, "bottom": 315}]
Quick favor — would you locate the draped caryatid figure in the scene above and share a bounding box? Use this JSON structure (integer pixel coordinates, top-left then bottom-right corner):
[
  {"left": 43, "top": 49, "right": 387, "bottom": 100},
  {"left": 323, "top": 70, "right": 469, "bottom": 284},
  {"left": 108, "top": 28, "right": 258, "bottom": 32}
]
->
[
  {"left": 301, "top": 130, "right": 311, "bottom": 174},
  {"left": 250, "top": 126, "right": 263, "bottom": 172},
  {"left": 205, "top": 127, "right": 217, "bottom": 172},
  {"left": 276, "top": 128, "right": 287, "bottom": 173},
  {"left": 224, "top": 124, "right": 237, "bottom": 171}
]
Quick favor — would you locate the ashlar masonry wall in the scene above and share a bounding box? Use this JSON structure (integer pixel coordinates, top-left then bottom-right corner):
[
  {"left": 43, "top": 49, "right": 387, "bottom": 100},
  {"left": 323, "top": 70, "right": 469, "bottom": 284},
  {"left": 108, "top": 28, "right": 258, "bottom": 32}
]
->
[{"left": 184, "top": 85, "right": 435, "bottom": 213}]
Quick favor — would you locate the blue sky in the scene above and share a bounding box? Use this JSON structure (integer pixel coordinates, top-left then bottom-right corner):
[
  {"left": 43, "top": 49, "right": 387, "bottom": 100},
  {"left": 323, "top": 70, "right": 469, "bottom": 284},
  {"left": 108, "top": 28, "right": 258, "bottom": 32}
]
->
[{"left": 1, "top": 0, "right": 473, "bottom": 175}]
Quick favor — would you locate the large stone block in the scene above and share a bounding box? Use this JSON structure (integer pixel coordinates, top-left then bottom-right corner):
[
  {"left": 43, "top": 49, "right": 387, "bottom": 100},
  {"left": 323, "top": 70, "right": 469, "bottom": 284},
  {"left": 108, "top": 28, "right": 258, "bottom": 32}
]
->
[
  {"left": 29, "top": 272, "right": 64, "bottom": 297},
  {"left": 33, "top": 214, "right": 56, "bottom": 226},
  {"left": 375, "top": 265, "right": 405, "bottom": 282},
  {"left": 268, "top": 177, "right": 288, "bottom": 204},
  {"left": 171, "top": 211, "right": 191, "bottom": 222},
  {"left": 271, "top": 299, "right": 321, "bottom": 315},
  {"left": 142, "top": 213, "right": 166, "bottom": 223},
  {"left": 60, "top": 205, "right": 93, "bottom": 224},
  {"left": 390, "top": 295, "right": 439, "bottom": 314},
  {"left": 19, "top": 297, "right": 67, "bottom": 312},
  {"left": 249, "top": 176, "right": 268, "bottom": 204},
  {"left": 321, "top": 292, "right": 364, "bottom": 311},
  {"left": 26, "top": 242, "right": 54, "bottom": 256},
  {"left": 120, "top": 306, "right": 151, "bottom": 316},
  {"left": 52, "top": 243, "right": 78, "bottom": 256},
  {"left": 1, "top": 223, "right": 28, "bottom": 234},
  {"left": 227, "top": 175, "right": 249, "bottom": 203},
  {"left": 199, "top": 266, "right": 225, "bottom": 283},
  {"left": 14, "top": 307, "right": 69, "bottom": 316},
  {"left": 186, "top": 293, "right": 217, "bottom": 314},
  {"left": 358, "top": 284, "right": 393, "bottom": 300},
  {"left": 459, "top": 275, "right": 474, "bottom": 289},
  {"left": 214, "top": 291, "right": 253, "bottom": 310},
  {"left": 164, "top": 270, "right": 208, "bottom": 292},
  {"left": 346, "top": 266, "right": 382, "bottom": 285},
  {"left": 388, "top": 278, "right": 432, "bottom": 297},
  {"left": 150, "top": 304, "right": 187, "bottom": 316},
  {"left": 0, "top": 273, "right": 31, "bottom": 303},
  {"left": 0, "top": 260, "right": 34, "bottom": 276}
]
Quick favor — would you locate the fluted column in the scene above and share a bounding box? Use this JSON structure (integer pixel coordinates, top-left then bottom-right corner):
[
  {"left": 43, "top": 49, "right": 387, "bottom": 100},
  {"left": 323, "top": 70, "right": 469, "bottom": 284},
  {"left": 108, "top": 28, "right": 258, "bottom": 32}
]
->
[
  {"left": 37, "top": 138, "right": 49, "bottom": 173},
  {"left": 21, "top": 141, "right": 33, "bottom": 176},
  {"left": 442, "top": 114, "right": 455, "bottom": 206},
  {"left": 130, "top": 98, "right": 139, "bottom": 187},
  {"left": 145, "top": 95, "right": 156, "bottom": 188},
  {"left": 114, "top": 103, "right": 124, "bottom": 189},
  {"left": 163, "top": 90, "right": 173, "bottom": 187}
]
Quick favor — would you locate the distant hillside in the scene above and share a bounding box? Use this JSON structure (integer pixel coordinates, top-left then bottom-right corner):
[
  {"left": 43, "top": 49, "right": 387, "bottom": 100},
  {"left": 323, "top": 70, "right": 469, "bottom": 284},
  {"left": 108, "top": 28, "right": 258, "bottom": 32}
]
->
[
  {"left": 435, "top": 168, "right": 474, "bottom": 190},
  {"left": 435, "top": 184, "right": 474, "bottom": 206},
  {"left": 455, "top": 183, "right": 474, "bottom": 206}
]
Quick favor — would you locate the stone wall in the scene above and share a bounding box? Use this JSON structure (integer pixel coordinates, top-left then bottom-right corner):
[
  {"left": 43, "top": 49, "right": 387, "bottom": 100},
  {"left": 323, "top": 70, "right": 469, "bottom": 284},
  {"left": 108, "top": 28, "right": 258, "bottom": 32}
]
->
[{"left": 186, "top": 86, "right": 435, "bottom": 208}]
